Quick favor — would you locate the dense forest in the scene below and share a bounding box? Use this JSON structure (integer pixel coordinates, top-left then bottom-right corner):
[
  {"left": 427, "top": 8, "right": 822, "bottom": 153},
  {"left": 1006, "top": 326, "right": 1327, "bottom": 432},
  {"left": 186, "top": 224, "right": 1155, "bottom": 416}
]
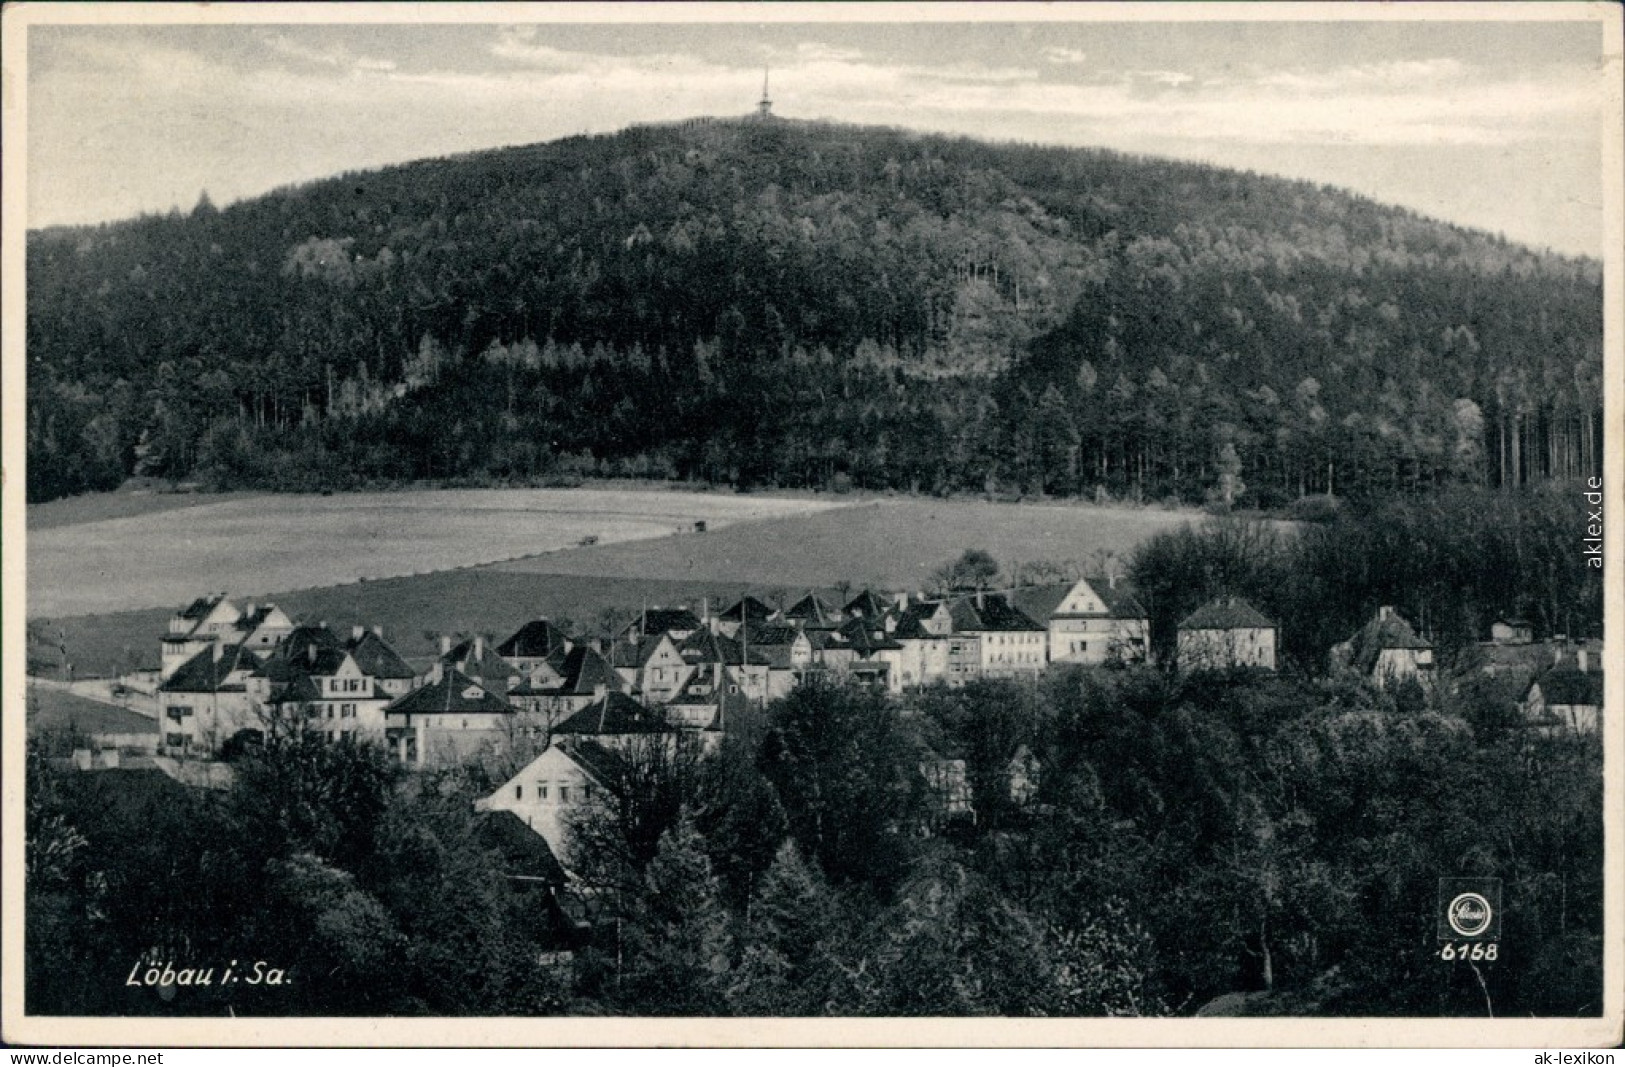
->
[
  {"left": 26, "top": 502, "right": 1604, "bottom": 1018},
  {"left": 26, "top": 117, "right": 1603, "bottom": 505}
]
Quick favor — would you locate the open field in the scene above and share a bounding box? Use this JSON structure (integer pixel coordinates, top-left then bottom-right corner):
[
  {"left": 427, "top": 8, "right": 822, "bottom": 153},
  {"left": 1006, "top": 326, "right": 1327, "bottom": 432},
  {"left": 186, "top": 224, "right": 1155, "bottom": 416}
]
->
[
  {"left": 26, "top": 684, "right": 158, "bottom": 737},
  {"left": 27, "top": 487, "right": 843, "bottom": 618},
  {"left": 25, "top": 488, "right": 266, "bottom": 532},
  {"left": 493, "top": 496, "right": 1202, "bottom": 589},
  {"left": 28, "top": 491, "right": 1211, "bottom": 680}
]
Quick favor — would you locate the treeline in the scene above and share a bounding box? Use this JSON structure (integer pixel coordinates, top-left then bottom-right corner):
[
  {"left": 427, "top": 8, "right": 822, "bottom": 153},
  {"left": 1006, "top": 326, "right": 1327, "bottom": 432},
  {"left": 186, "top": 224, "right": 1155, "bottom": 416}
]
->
[
  {"left": 27, "top": 667, "right": 1602, "bottom": 1018},
  {"left": 1129, "top": 482, "right": 1604, "bottom": 667},
  {"left": 27, "top": 119, "right": 1601, "bottom": 504}
]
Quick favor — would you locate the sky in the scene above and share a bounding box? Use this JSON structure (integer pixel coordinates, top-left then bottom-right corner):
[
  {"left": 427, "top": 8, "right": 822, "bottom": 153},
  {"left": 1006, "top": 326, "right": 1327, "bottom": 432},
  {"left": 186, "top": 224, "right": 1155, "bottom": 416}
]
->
[{"left": 24, "top": 11, "right": 1612, "bottom": 257}]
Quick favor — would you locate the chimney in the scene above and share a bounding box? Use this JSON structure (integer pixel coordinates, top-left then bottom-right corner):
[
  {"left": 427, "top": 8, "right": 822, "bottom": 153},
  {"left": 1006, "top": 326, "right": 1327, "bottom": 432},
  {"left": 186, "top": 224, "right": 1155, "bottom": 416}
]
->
[
  {"left": 352, "top": 625, "right": 365, "bottom": 642},
  {"left": 976, "top": 588, "right": 985, "bottom": 610},
  {"left": 1378, "top": 606, "right": 1394, "bottom": 621},
  {"left": 474, "top": 635, "right": 485, "bottom": 660},
  {"left": 1554, "top": 645, "right": 1563, "bottom": 667},
  {"left": 214, "top": 640, "right": 226, "bottom": 662},
  {"left": 593, "top": 683, "right": 607, "bottom": 700},
  {"left": 898, "top": 591, "right": 910, "bottom": 611},
  {"left": 245, "top": 601, "right": 257, "bottom": 616},
  {"left": 440, "top": 635, "right": 452, "bottom": 656},
  {"left": 307, "top": 643, "right": 317, "bottom": 665},
  {"left": 1109, "top": 573, "right": 1117, "bottom": 590},
  {"left": 373, "top": 624, "right": 383, "bottom": 638},
  {"left": 1578, "top": 649, "right": 1588, "bottom": 673}
]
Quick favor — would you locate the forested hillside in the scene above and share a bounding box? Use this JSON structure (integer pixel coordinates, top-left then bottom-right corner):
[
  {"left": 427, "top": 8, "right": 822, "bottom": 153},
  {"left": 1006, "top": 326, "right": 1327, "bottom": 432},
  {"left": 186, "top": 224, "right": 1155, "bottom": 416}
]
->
[{"left": 26, "top": 117, "right": 1602, "bottom": 504}]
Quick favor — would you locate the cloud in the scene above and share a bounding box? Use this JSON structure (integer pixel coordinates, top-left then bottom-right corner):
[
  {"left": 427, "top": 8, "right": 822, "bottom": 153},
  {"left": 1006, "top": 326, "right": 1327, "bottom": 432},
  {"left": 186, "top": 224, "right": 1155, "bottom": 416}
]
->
[{"left": 260, "top": 32, "right": 397, "bottom": 73}]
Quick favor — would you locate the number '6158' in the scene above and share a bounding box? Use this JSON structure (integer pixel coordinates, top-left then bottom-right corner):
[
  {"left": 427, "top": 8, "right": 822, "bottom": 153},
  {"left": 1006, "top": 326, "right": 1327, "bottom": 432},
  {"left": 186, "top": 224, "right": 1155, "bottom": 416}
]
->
[{"left": 1439, "top": 942, "right": 1498, "bottom": 961}]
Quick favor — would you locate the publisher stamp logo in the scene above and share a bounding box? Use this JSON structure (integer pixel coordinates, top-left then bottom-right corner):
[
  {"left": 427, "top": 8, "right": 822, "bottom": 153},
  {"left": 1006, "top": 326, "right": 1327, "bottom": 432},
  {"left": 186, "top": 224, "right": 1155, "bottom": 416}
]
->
[
  {"left": 1437, "top": 877, "right": 1502, "bottom": 942},
  {"left": 1447, "top": 892, "right": 1493, "bottom": 937}
]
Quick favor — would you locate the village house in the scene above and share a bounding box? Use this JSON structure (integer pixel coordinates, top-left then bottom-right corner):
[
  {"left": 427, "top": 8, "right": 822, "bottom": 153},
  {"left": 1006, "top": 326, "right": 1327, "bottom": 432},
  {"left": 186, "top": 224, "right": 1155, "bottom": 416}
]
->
[
  {"left": 890, "top": 600, "right": 954, "bottom": 687},
  {"left": 156, "top": 643, "right": 263, "bottom": 754},
  {"left": 437, "top": 635, "right": 523, "bottom": 696},
  {"left": 264, "top": 643, "right": 395, "bottom": 743},
  {"left": 551, "top": 691, "right": 675, "bottom": 751},
  {"left": 475, "top": 739, "right": 623, "bottom": 858},
  {"left": 949, "top": 592, "right": 1047, "bottom": 678},
  {"left": 782, "top": 591, "right": 842, "bottom": 630},
  {"left": 1027, "top": 576, "right": 1150, "bottom": 667},
  {"left": 344, "top": 626, "right": 418, "bottom": 697},
  {"left": 843, "top": 589, "right": 890, "bottom": 621},
  {"left": 160, "top": 594, "right": 294, "bottom": 682},
  {"left": 384, "top": 666, "right": 516, "bottom": 767},
  {"left": 714, "top": 595, "right": 776, "bottom": 638},
  {"left": 1332, "top": 606, "right": 1435, "bottom": 689},
  {"left": 834, "top": 615, "right": 905, "bottom": 693},
  {"left": 496, "top": 618, "right": 573, "bottom": 673},
  {"left": 1522, "top": 647, "right": 1604, "bottom": 736},
  {"left": 509, "top": 644, "right": 627, "bottom": 723},
  {"left": 1177, "top": 596, "right": 1278, "bottom": 672},
  {"left": 732, "top": 623, "right": 812, "bottom": 700},
  {"left": 610, "top": 632, "right": 693, "bottom": 704},
  {"left": 664, "top": 661, "right": 752, "bottom": 732},
  {"left": 618, "top": 606, "right": 703, "bottom": 642}
]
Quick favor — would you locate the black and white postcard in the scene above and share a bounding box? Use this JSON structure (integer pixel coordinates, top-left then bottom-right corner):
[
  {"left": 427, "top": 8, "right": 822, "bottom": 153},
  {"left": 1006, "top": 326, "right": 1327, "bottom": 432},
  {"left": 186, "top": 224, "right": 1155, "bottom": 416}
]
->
[{"left": 3, "top": 1, "right": 1620, "bottom": 1049}]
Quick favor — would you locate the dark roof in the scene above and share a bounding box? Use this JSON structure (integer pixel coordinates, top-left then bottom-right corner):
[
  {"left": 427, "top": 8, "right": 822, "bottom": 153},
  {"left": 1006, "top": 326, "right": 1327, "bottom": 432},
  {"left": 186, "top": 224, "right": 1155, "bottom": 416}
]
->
[
  {"left": 836, "top": 616, "right": 903, "bottom": 652},
  {"left": 560, "top": 738, "right": 630, "bottom": 789},
  {"left": 892, "top": 615, "right": 938, "bottom": 640},
  {"left": 158, "top": 645, "right": 261, "bottom": 693},
  {"left": 719, "top": 596, "right": 776, "bottom": 624},
  {"left": 1340, "top": 609, "right": 1432, "bottom": 674},
  {"left": 554, "top": 692, "right": 670, "bottom": 736},
  {"left": 844, "top": 589, "right": 889, "bottom": 619},
  {"left": 345, "top": 631, "right": 417, "bottom": 680},
  {"left": 739, "top": 623, "right": 803, "bottom": 647},
  {"left": 232, "top": 605, "right": 276, "bottom": 633},
  {"left": 1178, "top": 596, "right": 1275, "bottom": 631},
  {"left": 607, "top": 635, "right": 665, "bottom": 669},
  {"left": 474, "top": 810, "right": 569, "bottom": 884},
  {"left": 783, "top": 592, "right": 841, "bottom": 627},
  {"left": 441, "top": 640, "right": 521, "bottom": 693},
  {"left": 386, "top": 668, "right": 513, "bottom": 716},
  {"left": 676, "top": 628, "right": 770, "bottom": 668},
  {"left": 497, "top": 619, "right": 572, "bottom": 659},
  {"left": 178, "top": 594, "right": 224, "bottom": 621},
  {"left": 267, "top": 673, "right": 321, "bottom": 704},
  {"left": 283, "top": 625, "right": 345, "bottom": 661},
  {"left": 950, "top": 594, "right": 1045, "bottom": 633},
  {"left": 1530, "top": 667, "right": 1604, "bottom": 707},
  {"left": 621, "top": 607, "right": 703, "bottom": 637},
  {"left": 524, "top": 645, "right": 622, "bottom": 696}
]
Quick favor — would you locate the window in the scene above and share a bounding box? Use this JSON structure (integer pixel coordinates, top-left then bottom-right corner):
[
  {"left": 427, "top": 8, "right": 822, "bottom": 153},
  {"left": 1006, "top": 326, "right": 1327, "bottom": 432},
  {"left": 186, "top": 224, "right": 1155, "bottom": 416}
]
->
[
  {"left": 166, "top": 706, "right": 190, "bottom": 721},
  {"left": 537, "top": 784, "right": 548, "bottom": 799},
  {"left": 166, "top": 733, "right": 186, "bottom": 747},
  {"left": 558, "top": 785, "right": 570, "bottom": 802},
  {"left": 515, "top": 785, "right": 523, "bottom": 799},
  {"left": 584, "top": 784, "right": 595, "bottom": 800}
]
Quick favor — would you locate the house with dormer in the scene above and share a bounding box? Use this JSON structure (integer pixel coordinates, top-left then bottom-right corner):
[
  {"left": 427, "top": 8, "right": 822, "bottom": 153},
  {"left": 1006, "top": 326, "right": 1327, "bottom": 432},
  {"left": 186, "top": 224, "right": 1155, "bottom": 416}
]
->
[
  {"left": 437, "top": 635, "right": 523, "bottom": 697},
  {"left": 264, "top": 644, "right": 394, "bottom": 743},
  {"left": 1332, "top": 606, "right": 1434, "bottom": 689},
  {"left": 1031, "top": 576, "right": 1150, "bottom": 667},
  {"left": 384, "top": 667, "right": 515, "bottom": 767},
  {"left": 510, "top": 644, "right": 627, "bottom": 724},
  {"left": 157, "top": 644, "right": 263, "bottom": 754},
  {"left": 891, "top": 600, "right": 954, "bottom": 687},
  {"left": 618, "top": 606, "right": 703, "bottom": 643},
  {"left": 950, "top": 593, "right": 1046, "bottom": 679},
  {"left": 714, "top": 596, "right": 776, "bottom": 638},
  {"left": 783, "top": 592, "right": 843, "bottom": 631},
  {"left": 497, "top": 619, "right": 574, "bottom": 673}
]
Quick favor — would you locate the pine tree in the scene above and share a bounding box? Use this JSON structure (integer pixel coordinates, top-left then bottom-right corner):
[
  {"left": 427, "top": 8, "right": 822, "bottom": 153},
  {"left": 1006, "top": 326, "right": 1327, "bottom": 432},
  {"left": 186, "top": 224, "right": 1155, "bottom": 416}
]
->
[{"left": 618, "top": 811, "right": 733, "bottom": 1015}]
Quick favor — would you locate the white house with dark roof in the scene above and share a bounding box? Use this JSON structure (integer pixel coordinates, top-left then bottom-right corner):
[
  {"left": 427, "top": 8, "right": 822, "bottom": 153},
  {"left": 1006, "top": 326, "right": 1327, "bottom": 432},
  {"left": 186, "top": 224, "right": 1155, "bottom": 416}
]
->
[
  {"left": 949, "top": 593, "right": 1047, "bottom": 679},
  {"left": 156, "top": 644, "right": 263, "bottom": 754},
  {"left": 1331, "top": 606, "right": 1434, "bottom": 689},
  {"left": 475, "top": 741, "right": 620, "bottom": 858},
  {"left": 496, "top": 619, "right": 573, "bottom": 673},
  {"left": 1523, "top": 648, "right": 1604, "bottom": 736},
  {"left": 384, "top": 667, "right": 515, "bottom": 767},
  {"left": 510, "top": 644, "right": 627, "bottom": 723},
  {"left": 264, "top": 645, "right": 394, "bottom": 743},
  {"left": 1177, "top": 596, "right": 1278, "bottom": 672},
  {"left": 891, "top": 601, "right": 953, "bottom": 687},
  {"left": 1033, "top": 576, "right": 1150, "bottom": 667}
]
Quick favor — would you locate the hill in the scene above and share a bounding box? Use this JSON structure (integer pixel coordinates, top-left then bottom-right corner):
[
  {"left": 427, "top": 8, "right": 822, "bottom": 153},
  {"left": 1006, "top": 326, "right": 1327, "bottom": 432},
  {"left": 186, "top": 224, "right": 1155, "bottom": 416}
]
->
[{"left": 26, "top": 116, "right": 1602, "bottom": 506}]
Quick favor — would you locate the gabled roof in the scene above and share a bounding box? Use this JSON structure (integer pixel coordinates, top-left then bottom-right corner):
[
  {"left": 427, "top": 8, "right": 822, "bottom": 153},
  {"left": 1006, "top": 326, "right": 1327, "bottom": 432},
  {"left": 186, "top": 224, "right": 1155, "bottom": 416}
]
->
[
  {"left": 1529, "top": 667, "right": 1605, "bottom": 708},
  {"left": 159, "top": 645, "right": 261, "bottom": 693},
  {"left": 675, "top": 628, "right": 770, "bottom": 668},
  {"left": 232, "top": 605, "right": 276, "bottom": 633},
  {"left": 621, "top": 607, "right": 703, "bottom": 638},
  {"left": 836, "top": 616, "right": 903, "bottom": 652},
  {"left": 554, "top": 692, "right": 670, "bottom": 736},
  {"left": 892, "top": 615, "right": 940, "bottom": 641},
  {"left": 280, "top": 624, "right": 345, "bottom": 664},
  {"left": 474, "top": 810, "right": 569, "bottom": 884},
  {"left": 517, "top": 645, "right": 622, "bottom": 697},
  {"left": 719, "top": 596, "right": 776, "bottom": 625},
  {"left": 385, "top": 668, "right": 513, "bottom": 716},
  {"left": 497, "top": 619, "right": 572, "bottom": 660},
  {"left": 441, "top": 640, "right": 521, "bottom": 693},
  {"left": 178, "top": 594, "right": 225, "bottom": 621},
  {"left": 783, "top": 592, "right": 841, "bottom": 627},
  {"left": 1178, "top": 596, "right": 1275, "bottom": 631},
  {"left": 607, "top": 635, "right": 662, "bottom": 670},
  {"left": 560, "top": 738, "right": 631, "bottom": 789},
  {"left": 345, "top": 631, "right": 416, "bottom": 680},
  {"left": 739, "top": 623, "right": 804, "bottom": 647},
  {"left": 950, "top": 594, "right": 1045, "bottom": 633},
  {"left": 1339, "top": 609, "right": 1432, "bottom": 674},
  {"left": 844, "top": 589, "right": 888, "bottom": 619}
]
